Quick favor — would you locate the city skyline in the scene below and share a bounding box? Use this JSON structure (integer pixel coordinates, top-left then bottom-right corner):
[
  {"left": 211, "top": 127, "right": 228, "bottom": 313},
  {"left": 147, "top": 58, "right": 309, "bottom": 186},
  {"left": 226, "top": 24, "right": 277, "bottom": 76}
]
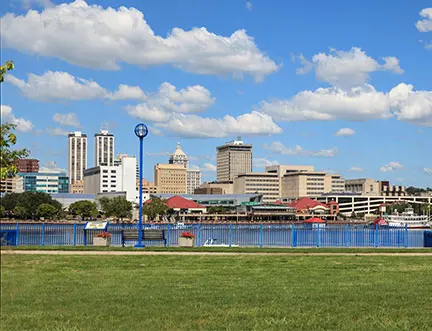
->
[{"left": 1, "top": 0, "right": 431, "bottom": 187}]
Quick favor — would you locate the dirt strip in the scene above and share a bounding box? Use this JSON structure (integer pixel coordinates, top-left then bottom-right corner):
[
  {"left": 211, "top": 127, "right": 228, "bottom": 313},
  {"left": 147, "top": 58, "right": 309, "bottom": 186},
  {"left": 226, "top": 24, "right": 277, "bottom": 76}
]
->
[{"left": 2, "top": 250, "right": 432, "bottom": 256}]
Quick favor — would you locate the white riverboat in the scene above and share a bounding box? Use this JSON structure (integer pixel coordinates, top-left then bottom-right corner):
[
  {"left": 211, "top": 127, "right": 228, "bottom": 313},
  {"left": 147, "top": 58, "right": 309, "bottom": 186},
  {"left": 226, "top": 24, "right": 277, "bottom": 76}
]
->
[
  {"left": 203, "top": 238, "right": 239, "bottom": 247},
  {"left": 385, "top": 208, "right": 431, "bottom": 229}
]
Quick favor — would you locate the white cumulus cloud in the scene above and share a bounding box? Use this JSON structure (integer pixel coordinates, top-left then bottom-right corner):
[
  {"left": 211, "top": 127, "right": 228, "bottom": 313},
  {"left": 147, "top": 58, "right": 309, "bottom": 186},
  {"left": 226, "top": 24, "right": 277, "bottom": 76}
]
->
[
  {"left": 295, "top": 47, "right": 403, "bottom": 88},
  {"left": 253, "top": 158, "right": 279, "bottom": 169},
  {"left": 155, "top": 111, "right": 282, "bottom": 138},
  {"left": 202, "top": 163, "right": 217, "bottom": 172},
  {"left": 258, "top": 83, "right": 432, "bottom": 126},
  {"left": 0, "top": 105, "right": 34, "bottom": 132},
  {"left": 424, "top": 168, "right": 432, "bottom": 175},
  {"left": 264, "top": 141, "right": 338, "bottom": 157},
  {"left": 416, "top": 8, "right": 432, "bottom": 32},
  {"left": 335, "top": 128, "right": 355, "bottom": 137},
  {"left": 1, "top": 0, "right": 279, "bottom": 81},
  {"left": 53, "top": 113, "right": 81, "bottom": 128},
  {"left": 348, "top": 166, "right": 364, "bottom": 172},
  {"left": 5, "top": 71, "right": 107, "bottom": 101},
  {"left": 46, "top": 127, "right": 69, "bottom": 136},
  {"left": 39, "top": 161, "right": 66, "bottom": 173},
  {"left": 389, "top": 83, "right": 432, "bottom": 127},
  {"left": 380, "top": 161, "right": 404, "bottom": 172},
  {"left": 245, "top": 1, "right": 253, "bottom": 11},
  {"left": 6, "top": 71, "right": 217, "bottom": 114},
  {"left": 107, "top": 85, "right": 146, "bottom": 101},
  {"left": 259, "top": 84, "right": 391, "bottom": 122},
  {"left": 134, "top": 82, "right": 215, "bottom": 113}
]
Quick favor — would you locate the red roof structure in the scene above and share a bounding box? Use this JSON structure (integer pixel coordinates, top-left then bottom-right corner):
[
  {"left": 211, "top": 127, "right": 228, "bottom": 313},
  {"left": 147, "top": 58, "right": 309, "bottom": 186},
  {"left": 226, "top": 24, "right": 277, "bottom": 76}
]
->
[
  {"left": 373, "top": 218, "right": 388, "bottom": 226},
  {"left": 288, "top": 197, "right": 329, "bottom": 211},
  {"left": 304, "top": 217, "right": 326, "bottom": 223},
  {"left": 144, "top": 196, "right": 205, "bottom": 210},
  {"left": 166, "top": 196, "right": 205, "bottom": 209}
]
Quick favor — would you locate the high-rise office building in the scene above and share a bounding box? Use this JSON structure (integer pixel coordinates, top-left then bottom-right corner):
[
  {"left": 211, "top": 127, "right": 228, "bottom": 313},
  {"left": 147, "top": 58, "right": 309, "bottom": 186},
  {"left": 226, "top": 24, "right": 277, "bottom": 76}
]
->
[
  {"left": 169, "top": 142, "right": 189, "bottom": 168},
  {"left": 94, "top": 130, "right": 114, "bottom": 166},
  {"left": 68, "top": 131, "right": 87, "bottom": 189},
  {"left": 15, "top": 159, "right": 39, "bottom": 173},
  {"left": 187, "top": 168, "right": 202, "bottom": 194},
  {"left": 167, "top": 142, "right": 201, "bottom": 194},
  {"left": 84, "top": 155, "right": 137, "bottom": 202},
  {"left": 154, "top": 163, "right": 187, "bottom": 194},
  {"left": 216, "top": 137, "right": 252, "bottom": 181}
]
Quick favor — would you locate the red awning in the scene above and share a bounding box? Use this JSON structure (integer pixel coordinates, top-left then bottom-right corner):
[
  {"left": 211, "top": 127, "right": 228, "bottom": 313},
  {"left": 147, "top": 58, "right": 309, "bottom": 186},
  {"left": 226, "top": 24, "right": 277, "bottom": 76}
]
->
[{"left": 304, "top": 217, "right": 326, "bottom": 223}]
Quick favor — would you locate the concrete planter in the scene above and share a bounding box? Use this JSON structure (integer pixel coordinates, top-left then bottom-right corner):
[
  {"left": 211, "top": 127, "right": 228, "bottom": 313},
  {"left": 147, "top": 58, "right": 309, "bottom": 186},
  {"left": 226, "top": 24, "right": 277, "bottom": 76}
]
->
[
  {"left": 93, "top": 237, "right": 111, "bottom": 247},
  {"left": 178, "top": 237, "right": 195, "bottom": 247}
]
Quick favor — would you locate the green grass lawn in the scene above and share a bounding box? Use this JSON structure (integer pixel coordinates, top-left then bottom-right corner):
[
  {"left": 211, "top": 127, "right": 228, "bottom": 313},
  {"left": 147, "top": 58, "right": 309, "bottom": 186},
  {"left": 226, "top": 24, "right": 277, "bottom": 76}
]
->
[
  {"left": 1, "top": 254, "right": 432, "bottom": 331},
  {"left": 3, "top": 245, "right": 432, "bottom": 253}
]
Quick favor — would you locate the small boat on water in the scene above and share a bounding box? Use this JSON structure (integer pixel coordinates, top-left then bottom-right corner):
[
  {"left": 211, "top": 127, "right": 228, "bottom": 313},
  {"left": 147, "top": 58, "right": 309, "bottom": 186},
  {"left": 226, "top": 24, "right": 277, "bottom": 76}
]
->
[
  {"left": 385, "top": 208, "right": 431, "bottom": 229},
  {"left": 203, "top": 238, "right": 239, "bottom": 247}
]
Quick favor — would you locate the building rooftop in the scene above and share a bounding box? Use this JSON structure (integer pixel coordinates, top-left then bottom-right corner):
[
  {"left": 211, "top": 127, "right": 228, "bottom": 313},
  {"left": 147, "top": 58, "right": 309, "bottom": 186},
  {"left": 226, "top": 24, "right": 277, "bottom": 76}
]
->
[
  {"left": 51, "top": 193, "right": 96, "bottom": 199},
  {"left": 152, "top": 193, "right": 262, "bottom": 201},
  {"left": 18, "top": 172, "right": 67, "bottom": 176},
  {"left": 170, "top": 142, "right": 187, "bottom": 157},
  {"left": 288, "top": 197, "right": 329, "bottom": 210},
  {"left": 166, "top": 195, "right": 205, "bottom": 209}
]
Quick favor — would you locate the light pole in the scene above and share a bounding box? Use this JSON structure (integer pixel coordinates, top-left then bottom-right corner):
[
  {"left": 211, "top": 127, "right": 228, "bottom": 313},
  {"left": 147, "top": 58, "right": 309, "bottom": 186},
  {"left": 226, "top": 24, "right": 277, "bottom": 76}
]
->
[{"left": 134, "top": 123, "right": 149, "bottom": 248}]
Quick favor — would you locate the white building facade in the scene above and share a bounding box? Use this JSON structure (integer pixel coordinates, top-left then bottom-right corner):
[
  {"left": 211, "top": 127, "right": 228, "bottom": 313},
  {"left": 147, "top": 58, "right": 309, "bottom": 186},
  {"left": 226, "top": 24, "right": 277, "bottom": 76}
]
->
[
  {"left": 187, "top": 169, "right": 202, "bottom": 194},
  {"left": 94, "top": 130, "right": 114, "bottom": 166},
  {"left": 83, "top": 155, "right": 137, "bottom": 202},
  {"left": 68, "top": 131, "right": 87, "bottom": 184}
]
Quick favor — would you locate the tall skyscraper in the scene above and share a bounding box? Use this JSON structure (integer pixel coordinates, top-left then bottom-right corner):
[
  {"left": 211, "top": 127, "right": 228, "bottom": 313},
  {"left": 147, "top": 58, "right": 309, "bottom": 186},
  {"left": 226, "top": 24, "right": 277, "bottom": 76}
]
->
[
  {"left": 94, "top": 130, "right": 114, "bottom": 166},
  {"left": 68, "top": 131, "right": 87, "bottom": 187},
  {"left": 169, "top": 142, "right": 189, "bottom": 168},
  {"left": 216, "top": 137, "right": 252, "bottom": 181}
]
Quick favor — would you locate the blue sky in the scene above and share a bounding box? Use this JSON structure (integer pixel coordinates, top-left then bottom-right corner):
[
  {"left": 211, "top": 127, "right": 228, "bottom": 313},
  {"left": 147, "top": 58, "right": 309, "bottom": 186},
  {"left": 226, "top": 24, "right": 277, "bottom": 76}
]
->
[{"left": 1, "top": 0, "right": 431, "bottom": 186}]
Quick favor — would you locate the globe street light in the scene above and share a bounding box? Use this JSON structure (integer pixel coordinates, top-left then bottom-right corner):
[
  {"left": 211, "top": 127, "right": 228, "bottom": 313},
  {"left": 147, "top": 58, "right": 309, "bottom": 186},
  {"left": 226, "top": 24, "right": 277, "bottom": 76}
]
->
[{"left": 134, "top": 123, "right": 148, "bottom": 248}]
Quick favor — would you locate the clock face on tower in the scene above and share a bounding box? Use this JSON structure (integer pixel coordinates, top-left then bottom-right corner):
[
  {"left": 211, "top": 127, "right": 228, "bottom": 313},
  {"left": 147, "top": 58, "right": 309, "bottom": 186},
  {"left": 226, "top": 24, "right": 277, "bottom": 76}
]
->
[{"left": 134, "top": 123, "right": 149, "bottom": 138}]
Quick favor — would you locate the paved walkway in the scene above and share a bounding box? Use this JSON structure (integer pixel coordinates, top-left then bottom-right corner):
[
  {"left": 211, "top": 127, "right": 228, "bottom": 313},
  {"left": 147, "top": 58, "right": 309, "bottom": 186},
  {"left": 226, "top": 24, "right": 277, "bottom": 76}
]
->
[{"left": 2, "top": 250, "right": 432, "bottom": 256}]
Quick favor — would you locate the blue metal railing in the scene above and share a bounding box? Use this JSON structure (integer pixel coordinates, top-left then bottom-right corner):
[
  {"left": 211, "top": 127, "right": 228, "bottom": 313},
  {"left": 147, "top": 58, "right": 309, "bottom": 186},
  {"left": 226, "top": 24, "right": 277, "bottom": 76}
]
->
[{"left": 0, "top": 222, "right": 426, "bottom": 248}]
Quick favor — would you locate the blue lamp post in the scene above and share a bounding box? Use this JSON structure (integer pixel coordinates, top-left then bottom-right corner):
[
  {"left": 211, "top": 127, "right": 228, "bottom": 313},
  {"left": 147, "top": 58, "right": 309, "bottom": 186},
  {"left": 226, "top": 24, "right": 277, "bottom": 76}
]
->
[{"left": 134, "top": 123, "right": 149, "bottom": 248}]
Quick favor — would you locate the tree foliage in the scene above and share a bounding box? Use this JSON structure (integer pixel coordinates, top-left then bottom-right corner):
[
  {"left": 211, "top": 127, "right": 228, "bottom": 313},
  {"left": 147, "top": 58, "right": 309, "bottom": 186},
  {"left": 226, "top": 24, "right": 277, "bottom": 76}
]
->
[
  {"left": 0, "top": 205, "right": 5, "bottom": 218},
  {"left": 99, "top": 196, "right": 132, "bottom": 221},
  {"left": 36, "top": 203, "right": 59, "bottom": 220},
  {"left": 0, "top": 60, "right": 14, "bottom": 83},
  {"left": 13, "top": 206, "right": 28, "bottom": 219},
  {"left": 0, "top": 124, "right": 30, "bottom": 179},
  {"left": 69, "top": 200, "right": 98, "bottom": 221},
  {"left": 405, "top": 186, "right": 432, "bottom": 196},
  {"left": 0, "top": 191, "right": 61, "bottom": 219},
  {"left": 207, "top": 206, "right": 225, "bottom": 214},
  {"left": 142, "top": 198, "right": 168, "bottom": 219}
]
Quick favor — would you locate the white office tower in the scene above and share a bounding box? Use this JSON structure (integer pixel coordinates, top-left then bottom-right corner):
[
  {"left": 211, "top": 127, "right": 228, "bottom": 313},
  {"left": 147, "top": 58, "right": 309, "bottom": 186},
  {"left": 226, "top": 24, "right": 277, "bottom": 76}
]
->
[
  {"left": 84, "top": 155, "right": 137, "bottom": 202},
  {"left": 187, "top": 168, "right": 202, "bottom": 194},
  {"left": 169, "top": 142, "right": 189, "bottom": 168},
  {"left": 217, "top": 137, "right": 252, "bottom": 181},
  {"left": 94, "top": 130, "right": 114, "bottom": 166},
  {"left": 116, "top": 155, "right": 137, "bottom": 202},
  {"left": 68, "top": 131, "right": 87, "bottom": 184}
]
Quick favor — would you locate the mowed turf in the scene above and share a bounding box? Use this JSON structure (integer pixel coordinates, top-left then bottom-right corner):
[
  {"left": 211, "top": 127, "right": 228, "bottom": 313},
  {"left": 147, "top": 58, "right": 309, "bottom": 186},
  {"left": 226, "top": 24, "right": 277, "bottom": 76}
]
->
[{"left": 1, "top": 254, "right": 431, "bottom": 331}]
